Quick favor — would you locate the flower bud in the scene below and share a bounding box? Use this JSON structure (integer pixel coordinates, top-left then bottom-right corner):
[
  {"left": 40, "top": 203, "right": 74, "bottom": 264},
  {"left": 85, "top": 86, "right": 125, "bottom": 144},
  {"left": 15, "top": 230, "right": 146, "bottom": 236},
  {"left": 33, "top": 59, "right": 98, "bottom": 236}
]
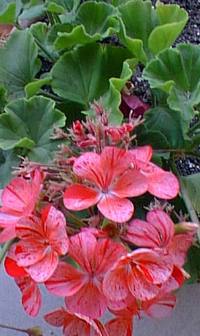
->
[{"left": 175, "top": 222, "right": 199, "bottom": 234}]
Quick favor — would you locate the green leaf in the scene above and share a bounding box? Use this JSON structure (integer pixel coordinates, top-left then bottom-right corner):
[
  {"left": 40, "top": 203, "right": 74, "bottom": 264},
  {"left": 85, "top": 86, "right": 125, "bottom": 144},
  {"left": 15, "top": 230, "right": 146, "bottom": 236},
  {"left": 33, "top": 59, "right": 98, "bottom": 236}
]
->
[
  {"left": 0, "top": 29, "right": 41, "bottom": 100},
  {"left": 138, "top": 129, "right": 170, "bottom": 149},
  {"left": 143, "top": 107, "right": 186, "bottom": 148},
  {"left": 54, "top": 2, "right": 118, "bottom": 50},
  {"left": 0, "top": 1, "right": 16, "bottom": 24},
  {"left": 118, "top": 0, "right": 188, "bottom": 63},
  {"left": 0, "top": 86, "right": 7, "bottom": 113},
  {"left": 25, "top": 76, "right": 52, "bottom": 98},
  {"left": 30, "top": 22, "right": 58, "bottom": 61},
  {"left": 0, "top": 149, "right": 20, "bottom": 188},
  {"left": 47, "top": 0, "right": 79, "bottom": 23},
  {"left": 0, "top": 96, "right": 66, "bottom": 162},
  {"left": 148, "top": 3, "right": 188, "bottom": 55},
  {"left": 18, "top": 2, "right": 45, "bottom": 22},
  {"left": 181, "top": 173, "right": 200, "bottom": 215},
  {"left": 185, "top": 246, "right": 200, "bottom": 284},
  {"left": 103, "top": 57, "right": 137, "bottom": 123},
  {"left": 143, "top": 44, "right": 200, "bottom": 126},
  {"left": 51, "top": 43, "right": 133, "bottom": 120}
]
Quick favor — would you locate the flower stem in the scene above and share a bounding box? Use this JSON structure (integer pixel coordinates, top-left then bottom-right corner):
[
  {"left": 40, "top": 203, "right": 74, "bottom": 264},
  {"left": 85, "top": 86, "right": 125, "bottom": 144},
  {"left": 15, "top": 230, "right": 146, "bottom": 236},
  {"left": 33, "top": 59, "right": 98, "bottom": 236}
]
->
[
  {"left": 0, "top": 323, "right": 27, "bottom": 333},
  {"left": 0, "top": 239, "right": 13, "bottom": 264}
]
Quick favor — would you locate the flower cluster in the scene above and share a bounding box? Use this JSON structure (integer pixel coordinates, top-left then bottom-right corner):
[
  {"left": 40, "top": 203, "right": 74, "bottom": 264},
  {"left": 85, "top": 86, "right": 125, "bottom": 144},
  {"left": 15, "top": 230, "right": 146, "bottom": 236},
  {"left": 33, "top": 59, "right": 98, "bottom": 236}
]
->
[{"left": 0, "top": 106, "right": 198, "bottom": 336}]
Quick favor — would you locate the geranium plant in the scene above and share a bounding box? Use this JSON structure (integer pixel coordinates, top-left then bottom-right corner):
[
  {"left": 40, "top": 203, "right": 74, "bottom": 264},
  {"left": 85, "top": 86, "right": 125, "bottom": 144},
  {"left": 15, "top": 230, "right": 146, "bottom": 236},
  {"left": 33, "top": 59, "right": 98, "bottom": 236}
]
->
[{"left": 0, "top": 0, "right": 199, "bottom": 335}]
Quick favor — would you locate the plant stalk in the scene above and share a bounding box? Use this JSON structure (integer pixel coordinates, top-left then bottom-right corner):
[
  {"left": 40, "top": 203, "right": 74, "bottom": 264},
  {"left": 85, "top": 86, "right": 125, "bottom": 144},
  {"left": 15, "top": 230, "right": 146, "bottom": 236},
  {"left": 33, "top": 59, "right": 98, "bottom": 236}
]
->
[
  {"left": 0, "top": 239, "right": 14, "bottom": 264},
  {"left": 0, "top": 323, "right": 27, "bottom": 333}
]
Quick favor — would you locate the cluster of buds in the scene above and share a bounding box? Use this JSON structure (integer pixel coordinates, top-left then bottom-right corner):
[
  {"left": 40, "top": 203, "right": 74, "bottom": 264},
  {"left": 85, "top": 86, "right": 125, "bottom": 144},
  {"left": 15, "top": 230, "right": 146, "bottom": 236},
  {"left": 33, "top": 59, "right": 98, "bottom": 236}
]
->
[{"left": 69, "top": 99, "right": 144, "bottom": 152}]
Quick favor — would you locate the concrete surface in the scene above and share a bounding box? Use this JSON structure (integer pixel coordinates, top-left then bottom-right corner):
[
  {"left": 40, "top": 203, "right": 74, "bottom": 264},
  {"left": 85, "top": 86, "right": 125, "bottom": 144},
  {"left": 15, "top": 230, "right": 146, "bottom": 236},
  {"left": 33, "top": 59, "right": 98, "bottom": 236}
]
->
[{"left": 0, "top": 269, "right": 200, "bottom": 336}]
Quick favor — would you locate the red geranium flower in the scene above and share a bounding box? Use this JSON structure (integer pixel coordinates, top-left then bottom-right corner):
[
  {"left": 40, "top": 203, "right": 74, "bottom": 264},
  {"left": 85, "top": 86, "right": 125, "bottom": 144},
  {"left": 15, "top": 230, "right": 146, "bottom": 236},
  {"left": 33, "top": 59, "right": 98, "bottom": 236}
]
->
[
  {"left": 0, "top": 169, "right": 43, "bottom": 243},
  {"left": 13, "top": 205, "right": 69, "bottom": 282},
  {"left": 44, "top": 307, "right": 109, "bottom": 336},
  {"left": 103, "top": 248, "right": 173, "bottom": 302},
  {"left": 64, "top": 146, "right": 147, "bottom": 223},
  {"left": 45, "top": 231, "right": 126, "bottom": 319},
  {"left": 124, "top": 209, "right": 197, "bottom": 267}
]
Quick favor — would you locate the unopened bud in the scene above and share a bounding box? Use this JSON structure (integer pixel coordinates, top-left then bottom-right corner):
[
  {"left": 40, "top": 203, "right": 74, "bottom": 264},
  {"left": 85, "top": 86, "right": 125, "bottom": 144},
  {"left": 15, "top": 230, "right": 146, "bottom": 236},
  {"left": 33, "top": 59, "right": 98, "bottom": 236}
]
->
[
  {"left": 175, "top": 222, "right": 199, "bottom": 234},
  {"left": 26, "top": 327, "right": 43, "bottom": 336}
]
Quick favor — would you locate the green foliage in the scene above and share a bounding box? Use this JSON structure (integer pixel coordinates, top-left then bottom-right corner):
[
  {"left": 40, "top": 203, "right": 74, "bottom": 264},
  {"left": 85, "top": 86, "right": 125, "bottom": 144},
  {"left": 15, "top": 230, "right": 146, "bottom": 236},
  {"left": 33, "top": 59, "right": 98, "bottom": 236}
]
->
[
  {"left": 51, "top": 42, "right": 134, "bottom": 123},
  {"left": 181, "top": 174, "right": 200, "bottom": 215},
  {"left": 0, "top": 149, "right": 20, "bottom": 188},
  {"left": 185, "top": 246, "right": 200, "bottom": 283},
  {"left": 0, "top": 1, "right": 16, "bottom": 24},
  {"left": 0, "top": 96, "right": 66, "bottom": 161},
  {"left": 54, "top": 1, "right": 118, "bottom": 50},
  {"left": 144, "top": 44, "right": 200, "bottom": 128},
  {"left": 118, "top": 0, "right": 188, "bottom": 63},
  {"left": 139, "top": 106, "right": 186, "bottom": 149},
  {"left": 0, "top": 29, "right": 41, "bottom": 100}
]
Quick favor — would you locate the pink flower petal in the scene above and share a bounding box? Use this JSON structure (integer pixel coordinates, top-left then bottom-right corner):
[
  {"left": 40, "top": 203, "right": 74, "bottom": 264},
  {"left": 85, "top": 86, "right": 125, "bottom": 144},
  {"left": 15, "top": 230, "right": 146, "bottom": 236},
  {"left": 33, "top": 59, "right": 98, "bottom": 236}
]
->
[
  {"left": 69, "top": 232, "right": 97, "bottom": 272},
  {"left": 42, "top": 206, "right": 69, "bottom": 255},
  {"left": 112, "top": 170, "right": 147, "bottom": 198},
  {"left": 147, "top": 209, "right": 175, "bottom": 247},
  {"left": 126, "top": 209, "right": 174, "bottom": 248},
  {"left": 141, "top": 163, "right": 179, "bottom": 199},
  {"left": 65, "top": 281, "right": 107, "bottom": 319},
  {"left": 125, "top": 219, "right": 158, "bottom": 248},
  {"left": 16, "top": 216, "right": 44, "bottom": 241},
  {"left": 45, "top": 309, "right": 109, "bottom": 336},
  {"left": 98, "top": 195, "right": 134, "bottom": 223},
  {"left": 64, "top": 184, "right": 100, "bottom": 211},
  {"left": 100, "top": 147, "right": 133, "bottom": 185},
  {"left": 128, "top": 268, "right": 160, "bottom": 301},
  {"left": 16, "top": 276, "right": 42, "bottom": 317},
  {"left": 168, "top": 233, "right": 194, "bottom": 267},
  {"left": 0, "top": 222, "right": 16, "bottom": 243},
  {"left": 130, "top": 146, "right": 152, "bottom": 163},
  {"left": 130, "top": 249, "right": 173, "bottom": 285},
  {"left": 105, "top": 317, "right": 133, "bottom": 336},
  {"left": 44, "top": 308, "right": 67, "bottom": 327},
  {"left": 73, "top": 152, "right": 102, "bottom": 186},
  {"left": 144, "top": 294, "right": 176, "bottom": 319},
  {"left": 94, "top": 238, "right": 126, "bottom": 275},
  {"left": 1, "top": 168, "right": 42, "bottom": 215},
  {"left": 26, "top": 250, "right": 58, "bottom": 282},
  {"left": 161, "top": 266, "right": 186, "bottom": 294},
  {"left": 15, "top": 242, "right": 45, "bottom": 267},
  {"left": 45, "top": 262, "right": 86, "bottom": 297},
  {"left": 103, "top": 266, "right": 129, "bottom": 301}
]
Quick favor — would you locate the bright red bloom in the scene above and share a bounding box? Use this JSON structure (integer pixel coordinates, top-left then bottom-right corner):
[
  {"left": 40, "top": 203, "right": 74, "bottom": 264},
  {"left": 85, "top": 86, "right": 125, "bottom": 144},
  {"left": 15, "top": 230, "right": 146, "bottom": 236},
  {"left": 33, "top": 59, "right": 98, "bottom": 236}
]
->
[
  {"left": 64, "top": 146, "right": 147, "bottom": 223},
  {"left": 45, "top": 232, "right": 126, "bottom": 319},
  {"left": 0, "top": 169, "right": 43, "bottom": 243},
  {"left": 14, "top": 205, "right": 69, "bottom": 282},
  {"left": 44, "top": 307, "right": 109, "bottom": 336},
  {"left": 103, "top": 248, "right": 173, "bottom": 302},
  {"left": 125, "top": 209, "right": 196, "bottom": 267},
  {"left": 4, "top": 254, "right": 42, "bottom": 317},
  {"left": 130, "top": 146, "right": 179, "bottom": 199}
]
